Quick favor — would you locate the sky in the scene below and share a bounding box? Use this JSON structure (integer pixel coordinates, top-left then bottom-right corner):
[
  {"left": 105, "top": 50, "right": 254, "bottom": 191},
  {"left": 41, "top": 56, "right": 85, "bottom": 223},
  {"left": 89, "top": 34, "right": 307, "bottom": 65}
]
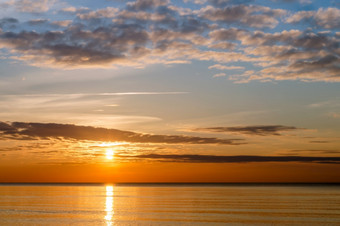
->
[{"left": 0, "top": 0, "right": 339, "bottom": 183}]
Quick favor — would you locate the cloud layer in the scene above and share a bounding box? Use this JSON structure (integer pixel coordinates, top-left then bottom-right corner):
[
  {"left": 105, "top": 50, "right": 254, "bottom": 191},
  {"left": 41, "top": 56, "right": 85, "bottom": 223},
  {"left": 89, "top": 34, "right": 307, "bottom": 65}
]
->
[
  {"left": 1, "top": 121, "right": 339, "bottom": 166},
  {"left": 123, "top": 153, "right": 340, "bottom": 164},
  {"left": 195, "top": 125, "right": 299, "bottom": 136},
  {"left": 0, "top": 0, "right": 338, "bottom": 82},
  {"left": 0, "top": 121, "right": 244, "bottom": 145}
]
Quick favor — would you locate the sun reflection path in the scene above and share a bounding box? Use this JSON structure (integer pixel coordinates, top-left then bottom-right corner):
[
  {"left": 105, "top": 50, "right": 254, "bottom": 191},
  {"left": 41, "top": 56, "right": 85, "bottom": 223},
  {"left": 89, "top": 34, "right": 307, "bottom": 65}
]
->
[{"left": 105, "top": 185, "right": 114, "bottom": 225}]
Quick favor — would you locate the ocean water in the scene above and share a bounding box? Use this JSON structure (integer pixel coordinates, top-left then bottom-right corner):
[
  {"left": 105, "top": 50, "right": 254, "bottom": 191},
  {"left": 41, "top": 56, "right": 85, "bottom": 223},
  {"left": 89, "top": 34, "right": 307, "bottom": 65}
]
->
[{"left": 0, "top": 184, "right": 339, "bottom": 225}]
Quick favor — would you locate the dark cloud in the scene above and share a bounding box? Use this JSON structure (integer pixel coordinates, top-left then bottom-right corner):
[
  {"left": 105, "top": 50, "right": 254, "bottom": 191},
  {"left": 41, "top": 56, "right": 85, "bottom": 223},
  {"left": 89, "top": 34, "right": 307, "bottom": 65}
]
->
[
  {"left": 288, "top": 149, "right": 340, "bottom": 154},
  {"left": 0, "top": 23, "right": 150, "bottom": 66},
  {"left": 209, "top": 28, "right": 246, "bottom": 41},
  {"left": 243, "top": 30, "right": 338, "bottom": 51},
  {"left": 209, "top": 42, "right": 236, "bottom": 50},
  {"left": 0, "top": 122, "right": 16, "bottom": 132},
  {"left": 200, "top": 5, "right": 285, "bottom": 28},
  {"left": 28, "top": 19, "right": 48, "bottom": 25},
  {"left": 123, "top": 153, "right": 340, "bottom": 164},
  {"left": 309, "top": 141, "right": 330, "bottom": 144},
  {"left": 289, "top": 54, "right": 340, "bottom": 76},
  {"left": 0, "top": 17, "right": 19, "bottom": 25},
  {"left": 76, "top": 7, "right": 119, "bottom": 20},
  {"left": 286, "top": 8, "right": 340, "bottom": 29},
  {"left": 127, "top": 0, "right": 169, "bottom": 11},
  {"left": 0, "top": 2, "right": 207, "bottom": 67},
  {"left": 0, "top": 18, "right": 18, "bottom": 29},
  {"left": 195, "top": 125, "right": 299, "bottom": 136},
  {"left": 291, "top": 33, "right": 339, "bottom": 53},
  {"left": 208, "top": 0, "right": 255, "bottom": 7},
  {"left": 240, "top": 30, "right": 340, "bottom": 82},
  {"left": 0, "top": 121, "right": 244, "bottom": 145}
]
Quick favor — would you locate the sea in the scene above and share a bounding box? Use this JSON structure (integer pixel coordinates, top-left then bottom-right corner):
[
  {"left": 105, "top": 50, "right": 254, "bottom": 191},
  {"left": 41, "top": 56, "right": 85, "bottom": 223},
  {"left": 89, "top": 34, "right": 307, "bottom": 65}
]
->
[{"left": 0, "top": 184, "right": 339, "bottom": 225}]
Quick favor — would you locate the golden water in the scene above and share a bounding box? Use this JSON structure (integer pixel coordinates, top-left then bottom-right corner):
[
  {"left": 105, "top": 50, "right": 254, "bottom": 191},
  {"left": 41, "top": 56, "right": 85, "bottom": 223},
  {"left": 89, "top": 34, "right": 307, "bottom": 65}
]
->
[{"left": 0, "top": 184, "right": 339, "bottom": 225}]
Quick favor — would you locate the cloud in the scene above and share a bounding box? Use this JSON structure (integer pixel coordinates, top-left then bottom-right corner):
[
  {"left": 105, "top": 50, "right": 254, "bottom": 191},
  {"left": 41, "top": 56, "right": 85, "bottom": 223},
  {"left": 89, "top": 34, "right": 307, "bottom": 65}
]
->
[
  {"left": 195, "top": 125, "right": 299, "bottom": 136},
  {"left": 213, "top": 73, "right": 226, "bottom": 77},
  {"left": 2, "top": 92, "right": 188, "bottom": 99},
  {"left": 77, "top": 7, "right": 119, "bottom": 20},
  {"left": 208, "top": 42, "right": 236, "bottom": 50},
  {"left": 287, "top": 149, "right": 340, "bottom": 154},
  {"left": 28, "top": 19, "right": 48, "bottom": 25},
  {"left": 0, "top": 92, "right": 191, "bottom": 128},
  {"left": 209, "top": 28, "right": 247, "bottom": 41},
  {"left": 309, "top": 141, "right": 330, "bottom": 144},
  {"left": 123, "top": 153, "right": 340, "bottom": 164},
  {"left": 184, "top": 0, "right": 206, "bottom": 4},
  {"left": 60, "top": 7, "right": 89, "bottom": 14},
  {"left": 207, "top": 0, "right": 255, "bottom": 7},
  {"left": 0, "top": 24, "right": 150, "bottom": 67},
  {"left": 0, "top": 121, "right": 244, "bottom": 145},
  {"left": 0, "top": 18, "right": 18, "bottom": 28},
  {"left": 0, "top": 121, "right": 16, "bottom": 132},
  {"left": 127, "top": 0, "right": 169, "bottom": 11},
  {"left": 286, "top": 7, "right": 340, "bottom": 29},
  {"left": 199, "top": 5, "right": 286, "bottom": 28},
  {"left": 328, "top": 112, "right": 340, "bottom": 119},
  {"left": 274, "top": 0, "right": 311, "bottom": 4},
  {"left": 209, "top": 64, "right": 244, "bottom": 70},
  {"left": 236, "top": 30, "right": 340, "bottom": 82},
  {"left": 0, "top": 1, "right": 338, "bottom": 83},
  {"left": 1, "top": 0, "right": 56, "bottom": 13},
  {"left": 51, "top": 20, "right": 72, "bottom": 27},
  {"left": 114, "top": 10, "right": 168, "bottom": 22}
]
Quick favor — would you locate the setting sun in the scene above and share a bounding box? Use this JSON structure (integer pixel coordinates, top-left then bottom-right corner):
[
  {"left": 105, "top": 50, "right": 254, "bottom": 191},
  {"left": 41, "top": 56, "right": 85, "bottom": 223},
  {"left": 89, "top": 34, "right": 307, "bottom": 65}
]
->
[{"left": 106, "top": 149, "right": 114, "bottom": 160}]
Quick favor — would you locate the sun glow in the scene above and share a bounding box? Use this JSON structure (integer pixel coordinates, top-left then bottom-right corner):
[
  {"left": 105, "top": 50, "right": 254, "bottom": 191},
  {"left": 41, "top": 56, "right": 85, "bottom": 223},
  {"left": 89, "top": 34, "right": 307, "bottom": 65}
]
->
[
  {"left": 98, "top": 142, "right": 126, "bottom": 147},
  {"left": 106, "top": 149, "right": 114, "bottom": 160},
  {"left": 97, "top": 142, "right": 126, "bottom": 160}
]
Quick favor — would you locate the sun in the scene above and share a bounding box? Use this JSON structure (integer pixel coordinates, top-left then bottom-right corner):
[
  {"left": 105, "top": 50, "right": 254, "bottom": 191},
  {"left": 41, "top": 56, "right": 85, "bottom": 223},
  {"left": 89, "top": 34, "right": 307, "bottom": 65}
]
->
[
  {"left": 97, "top": 142, "right": 125, "bottom": 160},
  {"left": 106, "top": 148, "right": 114, "bottom": 160}
]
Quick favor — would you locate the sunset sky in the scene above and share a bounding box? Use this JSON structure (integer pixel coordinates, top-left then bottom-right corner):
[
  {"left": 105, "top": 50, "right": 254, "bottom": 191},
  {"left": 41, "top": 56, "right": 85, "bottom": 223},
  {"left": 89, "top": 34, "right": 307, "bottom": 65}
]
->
[{"left": 0, "top": 0, "right": 339, "bottom": 182}]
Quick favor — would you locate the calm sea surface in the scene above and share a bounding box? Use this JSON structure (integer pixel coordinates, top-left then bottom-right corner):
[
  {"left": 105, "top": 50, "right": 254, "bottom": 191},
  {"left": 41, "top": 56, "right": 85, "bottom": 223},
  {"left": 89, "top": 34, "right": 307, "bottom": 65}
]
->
[{"left": 0, "top": 184, "right": 339, "bottom": 225}]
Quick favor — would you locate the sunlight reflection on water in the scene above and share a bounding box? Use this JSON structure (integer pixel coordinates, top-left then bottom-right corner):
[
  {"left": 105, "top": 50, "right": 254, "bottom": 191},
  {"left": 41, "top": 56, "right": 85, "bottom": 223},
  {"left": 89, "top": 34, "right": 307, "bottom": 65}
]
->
[{"left": 105, "top": 185, "right": 114, "bottom": 225}]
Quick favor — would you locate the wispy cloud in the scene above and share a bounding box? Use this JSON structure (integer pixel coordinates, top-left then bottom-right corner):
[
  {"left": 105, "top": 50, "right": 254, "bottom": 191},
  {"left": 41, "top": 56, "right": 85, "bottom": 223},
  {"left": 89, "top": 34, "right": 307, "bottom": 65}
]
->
[
  {"left": 328, "top": 112, "right": 340, "bottom": 119},
  {"left": 2, "top": 92, "right": 188, "bottom": 97},
  {"left": 209, "top": 64, "right": 244, "bottom": 70},
  {"left": 195, "top": 125, "right": 300, "bottom": 136},
  {"left": 287, "top": 149, "right": 340, "bottom": 154},
  {"left": 309, "top": 140, "right": 330, "bottom": 144},
  {"left": 122, "top": 153, "right": 340, "bottom": 164},
  {"left": 0, "top": 0, "right": 56, "bottom": 13},
  {"left": 213, "top": 73, "right": 226, "bottom": 78}
]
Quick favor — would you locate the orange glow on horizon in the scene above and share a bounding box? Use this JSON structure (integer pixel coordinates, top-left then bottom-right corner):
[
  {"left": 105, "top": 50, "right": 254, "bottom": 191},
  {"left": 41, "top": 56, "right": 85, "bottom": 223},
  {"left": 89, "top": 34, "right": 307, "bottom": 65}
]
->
[{"left": 1, "top": 162, "right": 340, "bottom": 183}]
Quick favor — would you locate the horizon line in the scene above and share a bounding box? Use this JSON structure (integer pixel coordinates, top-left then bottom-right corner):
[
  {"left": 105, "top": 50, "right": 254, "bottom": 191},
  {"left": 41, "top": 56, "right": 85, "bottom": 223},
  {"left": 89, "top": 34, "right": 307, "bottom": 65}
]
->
[{"left": 1, "top": 182, "right": 340, "bottom": 186}]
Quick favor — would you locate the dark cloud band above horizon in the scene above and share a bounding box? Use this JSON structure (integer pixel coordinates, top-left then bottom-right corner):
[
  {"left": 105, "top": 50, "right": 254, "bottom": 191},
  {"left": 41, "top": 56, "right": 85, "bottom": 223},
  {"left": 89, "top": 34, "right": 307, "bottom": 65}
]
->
[
  {"left": 0, "top": 121, "right": 244, "bottom": 145},
  {"left": 121, "top": 153, "right": 340, "bottom": 164},
  {"left": 195, "top": 125, "right": 299, "bottom": 136}
]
